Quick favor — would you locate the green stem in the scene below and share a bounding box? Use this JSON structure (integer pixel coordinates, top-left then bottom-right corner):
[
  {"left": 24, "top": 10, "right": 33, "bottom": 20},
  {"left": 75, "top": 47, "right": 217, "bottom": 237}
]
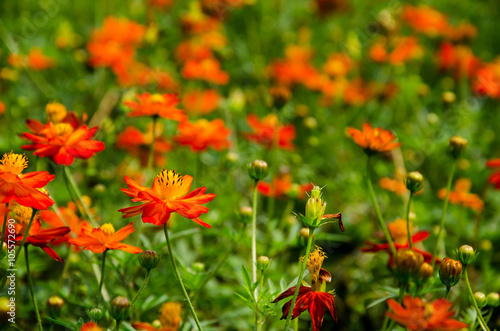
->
[
  {"left": 96, "top": 250, "right": 107, "bottom": 307},
  {"left": 283, "top": 228, "right": 315, "bottom": 331},
  {"left": 431, "top": 161, "right": 457, "bottom": 270},
  {"left": 163, "top": 224, "right": 203, "bottom": 331},
  {"left": 445, "top": 286, "right": 450, "bottom": 299},
  {"left": 114, "top": 320, "right": 122, "bottom": 331},
  {"left": 464, "top": 268, "right": 490, "bottom": 331},
  {"left": 25, "top": 245, "right": 43, "bottom": 331},
  {"left": 366, "top": 157, "right": 397, "bottom": 257},
  {"left": 1, "top": 203, "right": 8, "bottom": 254},
  {"left": 63, "top": 166, "right": 96, "bottom": 227},
  {"left": 147, "top": 116, "right": 158, "bottom": 179},
  {"left": 131, "top": 269, "right": 151, "bottom": 309},
  {"left": 406, "top": 192, "right": 414, "bottom": 250},
  {"left": 251, "top": 182, "right": 259, "bottom": 284},
  {"left": 15, "top": 208, "right": 37, "bottom": 262}
]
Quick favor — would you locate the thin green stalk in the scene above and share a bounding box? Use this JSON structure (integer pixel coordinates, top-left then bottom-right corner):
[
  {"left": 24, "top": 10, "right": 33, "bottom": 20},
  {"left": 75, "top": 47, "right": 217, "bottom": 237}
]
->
[
  {"left": 131, "top": 269, "right": 151, "bottom": 309},
  {"left": 406, "top": 192, "right": 414, "bottom": 250},
  {"left": 366, "top": 157, "right": 397, "bottom": 257},
  {"left": 431, "top": 161, "right": 457, "bottom": 269},
  {"left": 147, "top": 116, "right": 158, "bottom": 180},
  {"left": 464, "top": 268, "right": 490, "bottom": 331},
  {"left": 163, "top": 224, "right": 203, "bottom": 331},
  {"left": 283, "top": 228, "right": 315, "bottom": 331},
  {"left": 114, "top": 321, "right": 122, "bottom": 331},
  {"left": 25, "top": 245, "right": 43, "bottom": 331},
  {"left": 445, "top": 286, "right": 450, "bottom": 299},
  {"left": 1, "top": 203, "right": 8, "bottom": 254},
  {"left": 63, "top": 166, "right": 96, "bottom": 227},
  {"left": 251, "top": 182, "right": 259, "bottom": 284},
  {"left": 96, "top": 250, "right": 107, "bottom": 307},
  {"left": 15, "top": 208, "right": 37, "bottom": 262}
]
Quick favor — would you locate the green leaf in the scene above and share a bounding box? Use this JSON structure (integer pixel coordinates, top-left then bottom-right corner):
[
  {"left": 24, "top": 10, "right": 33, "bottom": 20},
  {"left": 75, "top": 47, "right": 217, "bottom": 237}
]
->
[
  {"left": 241, "top": 265, "right": 251, "bottom": 290},
  {"left": 44, "top": 317, "right": 77, "bottom": 330}
]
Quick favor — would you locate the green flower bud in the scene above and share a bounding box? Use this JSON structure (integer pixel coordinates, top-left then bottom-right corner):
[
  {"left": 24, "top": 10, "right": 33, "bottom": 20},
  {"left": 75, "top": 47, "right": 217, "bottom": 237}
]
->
[
  {"left": 248, "top": 160, "right": 268, "bottom": 181},
  {"left": 110, "top": 296, "right": 130, "bottom": 322},
  {"left": 474, "top": 292, "right": 487, "bottom": 309},
  {"left": 305, "top": 186, "right": 327, "bottom": 227},
  {"left": 152, "top": 320, "right": 163, "bottom": 328},
  {"left": 487, "top": 292, "right": 500, "bottom": 307},
  {"left": 192, "top": 262, "right": 205, "bottom": 273},
  {"left": 395, "top": 249, "right": 424, "bottom": 281},
  {"left": 138, "top": 250, "right": 160, "bottom": 270},
  {"left": 238, "top": 206, "right": 253, "bottom": 224},
  {"left": 406, "top": 171, "right": 424, "bottom": 193},
  {"left": 449, "top": 136, "right": 468, "bottom": 159},
  {"left": 257, "top": 256, "right": 270, "bottom": 271},
  {"left": 439, "top": 258, "right": 462, "bottom": 288},
  {"left": 46, "top": 296, "right": 64, "bottom": 318},
  {"left": 456, "top": 245, "right": 478, "bottom": 266},
  {"left": 87, "top": 308, "right": 104, "bottom": 322}
]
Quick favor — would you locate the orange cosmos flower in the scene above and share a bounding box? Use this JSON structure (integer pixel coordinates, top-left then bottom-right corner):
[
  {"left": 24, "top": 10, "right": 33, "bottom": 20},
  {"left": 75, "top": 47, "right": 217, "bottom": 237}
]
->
[
  {"left": 486, "top": 158, "right": 500, "bottom": 189},
  {"left": 379, "top": 177, "right": 406, "bottom": 196},
  {"left": 181, "top": 58, "right": 229, "bottom": 85},
  {"left": 343, "top": 79, "right": 375, "bottom": 106},
  {"left": 80, "top": 322, "right": 104, "bottom": 331},
  {"left": 370, "top": 37, "right": 423, "bottom": 66},
  {"left": 257, "top": 173, "right": 313, "bottom": 199},
  {"left": 39, "top": 201, "right": 86, "bottom": 245},
  {"left": 268, "top": 45, "right": 320, "bottom": 87},
  {"left": 0, "top": 152, "right": 54, "bottom": 210},
  {"left": 272, "top": 248, "right": 337, "bottom": 331},
  {"left": 119, "top": 170, "right": 216, "bottom": 228},
  {"left": 27, "top": 47, "right": 56, "bottom": 70},
  {"left": 438, "top": 178, "right": 484, "bottom": 212},
  {"left": 69, "top": 222, "right": 142, "bottom": 254},
  {"left": 182, "top": 89, "right": 220, "bottom": 115},
  {"left": 246, "top": 114, "right": 296, "bottom": 150},
  {"left": 437, "top": 42, "right": 481, "bottom": 79},
  {"left": 125, "top": 93, "right": 186, "bottom": 121},
  {"left": 386, "top": 296, "right": 468, "bottom": 330},
  {"left": 174, "top": 119, "right": 230, "bottom": 152},
  {"left": 323, "top": 53, "right": 353, "bottom": 77},
  {"left": 348, "top": 123, "right": 401, "bottom": 155},
  {"left": 474, "top": 59, "right": 500, "bottom": 99},
  {"left": 402, "top": 5, "right": 450, "bottom": 37},
  {"left": 116, "top": 125, "right": 171, "bottom": 167},
  {"left": 0, "top": 101, "right": 5, "bottom": 115},
  {"left": 133, "top": 301, "right": 182, "bottom": 331}
]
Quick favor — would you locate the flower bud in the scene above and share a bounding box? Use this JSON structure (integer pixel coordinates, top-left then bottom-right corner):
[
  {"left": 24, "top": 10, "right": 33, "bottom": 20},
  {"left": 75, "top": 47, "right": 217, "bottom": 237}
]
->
[
  {"left": 439, "top": 258, "right": 462, "bottom": 288},
  {"left": 442, "top": 91, "right": 456, "bottom": 104},
  {"left": 152, "top": 320, "right": 163, "bottom": 328},
  {"left": 192, "top": 262, "right": 205, "bottom": 273},
  {"left": 87, "top": 308, "right": 104, "bottom": 322},
  {"left": 418, "top": 262, "right": 434, "bottom": 283},
  {"left": 406, "top": 171, "right": 424, "bottom": 193},
  {"left": 238, "top": 206, "right": 253, "bottom": 224},
  {"left": 257, "top": 256, "right": 270, "bottom": 271},
  {"left": 110, "top": 296, "right": 130, "bottom": 322},
  {"left": 456, "top": 245, "right": 478, "bottom": 266},
  {"left": 486, "top": 292, "right": 500, "bottom": 307},
  {"left": 299, "top": 228, "right": 310, "bottom": 240},
  {"left": 474, "top": 292, "right": 487, "bottom": 309},
  {"left": 138, "top": 250, "right": 160, "bottom": 270},
  {"left": 248, "top": 160, "right": 268, "bottom": 181},
  {"left": 449, "top": 136, "right": 468, "bottom": 159},
  {"left": 46, "top": 296, "right": 64, "bottom": 318},
  {"left": 304, "top": 186, "right": 327, "bottom": 227},
  {"left": 269, "top": 86, "right": 291, "bottom": 109},
  {"left": 395, "top": 249, "right": 424, "bottom": 280}
]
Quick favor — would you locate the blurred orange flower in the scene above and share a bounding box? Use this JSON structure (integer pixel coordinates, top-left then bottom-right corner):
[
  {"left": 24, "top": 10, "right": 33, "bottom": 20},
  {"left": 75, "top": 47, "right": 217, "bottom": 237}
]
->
[
  {"left": 438, "top": 178, "right": 484, "bottom": 212},
  {"left": 116, "top": 126, "right": 171, "bottom": 167},
  {"left": 27, "top": 47, "right": 56, "bottom": 70},
  {"left": 379, "top": 177, "right": 406, "bottom": 196},
  {"left": 175, "top": 119, "right": 230, "bottom": 152},
  {"left": 269, "top": 45, "right": 320, "bottom": 87},
  {"left": 474, "top": 59, "right": 500, "bottom": 99},
  {"left": 386, "top": 296, "right": 468, "bottom": 330},
  {"left": 402, "top": 5, "right": 450, "bottom": 37},
  {"left": 182, "top": 89, "right": 220, "bottom": 115},
  {"left": 181, "top": 58, "right": 229, "bottom": 85},
  {"left": 0, "top": 101, "right": 5, "bottom": 115},
  {"left": 323, "top": 53, "right": 353, "bottom": 77},
  {"left": 437, "top": 42, "right": 481, "bottom": 79},
  {"left": 119, "top": 170, "right": 215, "bottom": 228},
  {"left": 0, "top": 152, "right": 55, "bottom": 210},
  {"left": 39, "top": 201, "right": 86, "bottom": 245},
  {"left": 348, "top": 123, "right": 401, "bottom": 154},
  {"left": 69, "top": 222, "right": 142, "bottom": 254},
  {"left": 246, "top": 114, "right": 296, "bottom": 150},
  {"left": 257, "top": 173, "right": 313, "bottom": 199},
  {"left": 370, "top": 37, "right": 423, "bottom": 65},
  {"left": 125, "top": 93, "right": 186, "bottom": 120},
  {"left": 81, "top": 322, "right": 104, "bottom": 331},
  {"left": 486, "top": 158, "right": 500, "bottom": 189}
]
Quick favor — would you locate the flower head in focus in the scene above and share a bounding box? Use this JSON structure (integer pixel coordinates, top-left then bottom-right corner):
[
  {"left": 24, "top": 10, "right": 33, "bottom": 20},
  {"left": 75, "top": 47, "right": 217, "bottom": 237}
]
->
[{"left": 348, "top": 123, "right": 401, "bottom": 155}]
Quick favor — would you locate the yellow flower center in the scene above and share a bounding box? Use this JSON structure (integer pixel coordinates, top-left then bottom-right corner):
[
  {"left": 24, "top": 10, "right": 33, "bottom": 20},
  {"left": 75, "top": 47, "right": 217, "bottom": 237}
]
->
[
  {"left": 46, "top": 102, "right": 67, "bottom": 123},
  {"left": 1, "top": 151, "right": 28, "bottom": 175},
  {"left": 100, "top": 223, "right": 115, "bottom": 236},
  {"left": 150, "top": 93, "right": 165, "bottom": 103},
  {"left": 55, "top": 123, "right": 74, "bottom": 136},
  {"left": 157, "top": 169, "right": 186, "bottom": 200},
  {"left": 305, "top": 246, "right": 326, "bottom": 284},
  {"left": 389, "top": 219, "right": 412, "bottom": 244},
  {"left": 159, "top": 302, "right": 182, "bottom": 328},
  {"left": 13, "top": 204, "right": 34, "bottom": 227}
]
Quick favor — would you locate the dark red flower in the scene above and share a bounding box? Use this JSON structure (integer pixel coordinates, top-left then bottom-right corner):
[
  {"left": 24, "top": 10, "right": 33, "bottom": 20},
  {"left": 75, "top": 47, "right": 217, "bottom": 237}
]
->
[{"left": 486, "top": 158, "right": 500, "bottom": 189}]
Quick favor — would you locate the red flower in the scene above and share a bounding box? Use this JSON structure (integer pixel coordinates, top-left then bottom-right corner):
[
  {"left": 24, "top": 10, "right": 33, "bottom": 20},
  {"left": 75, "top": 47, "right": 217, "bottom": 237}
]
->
[
  {"left": 246, "top": 114, "right": 295, "bottom": 150},
  {"left": 119, "top": 170, "right": 215, "bottom": 228},
  {"left": 27, "top": 47, "right": 56, "bottom": 70},
  {"left": 386, "top": 296, "right": 468, "bottom": 330},
  {"left": 69, "top": 222, "right": 142, "bottom": 254},
  {"left": 174, "top": 119, "right": 230, "bottom": 152},
  {"left": 257, "top": 173, "right": 313, "bottom": 199},
  {"left": 474, "top": 59, "right": 500, "bottom": 100},
  {"left": 348, "top": 123, "right": 401, "bottom": 154},
  {"left": 0, "top": 151, "right": 54, "bottom": 210},
  {"left": 125, "top": 93, "right": 186, "bottom": 121},
  {"left": 0, "top": 101, "right": 5, "bottom": 115},
  {"left": 486, "top": 158, "right": 500, "bottom": 189}
]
